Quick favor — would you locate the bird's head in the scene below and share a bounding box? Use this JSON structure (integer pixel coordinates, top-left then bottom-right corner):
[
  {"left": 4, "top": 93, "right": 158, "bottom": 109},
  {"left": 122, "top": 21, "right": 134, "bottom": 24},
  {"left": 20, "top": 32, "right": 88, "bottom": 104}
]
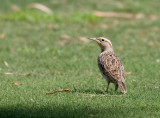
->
[{"left": 88, "top": 37, "right": 113, "bottom": 52}]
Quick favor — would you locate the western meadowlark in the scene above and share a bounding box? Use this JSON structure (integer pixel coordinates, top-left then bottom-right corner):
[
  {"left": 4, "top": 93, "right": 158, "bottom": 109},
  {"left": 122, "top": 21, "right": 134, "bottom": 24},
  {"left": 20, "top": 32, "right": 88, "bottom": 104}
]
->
[{"left": 89, "top": 37, "right": 127, "bottom": 93}]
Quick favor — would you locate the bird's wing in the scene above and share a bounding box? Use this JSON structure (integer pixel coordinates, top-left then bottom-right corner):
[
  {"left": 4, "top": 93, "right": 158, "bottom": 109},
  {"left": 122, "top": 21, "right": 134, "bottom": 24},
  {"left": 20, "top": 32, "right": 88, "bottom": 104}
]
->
[{"left": 98, "top": 51, "right": 125, "bottom": 83}]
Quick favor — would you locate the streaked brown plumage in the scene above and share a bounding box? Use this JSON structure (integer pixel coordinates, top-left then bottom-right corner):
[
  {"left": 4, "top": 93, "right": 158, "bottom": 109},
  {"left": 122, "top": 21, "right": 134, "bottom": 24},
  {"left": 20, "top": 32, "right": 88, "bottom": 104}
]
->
[{"left": 89, "top": 37, "right": 127, "bottom": 93}]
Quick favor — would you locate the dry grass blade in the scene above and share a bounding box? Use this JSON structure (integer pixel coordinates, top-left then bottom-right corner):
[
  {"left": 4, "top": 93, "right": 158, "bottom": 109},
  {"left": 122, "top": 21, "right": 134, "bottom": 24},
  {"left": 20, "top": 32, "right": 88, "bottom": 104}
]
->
[
  {"left": 4, "top": 72, "right": 13, "bottom": 75},
  {"left": 4, "top": 61, "right": 9, "bottom": 67},
  {"left": 132, "top": 79, "right": 136, "bottom": 82},
  {"left": 94, "top": 11, "right": 145, "bottom": 19},
  {"left": 78, "top": 37, "right": 89, "bottom": 43},
  {"left": 13, "top": 81, "right": 20, "bottom": 85},
  {"left": 11, "top": 4, "right": 20, "bottom": 11},
  {"left": 59, "top": 34, "right": 74, "bottom": 46},
  {"left": 85, "top": 94, "right": 126, "bottom": 98},
  {"left": 94, "top": 11, "right": 133, "bottom": 18},
  {"left": 61, "top": 34, "right": 73, "bottom": 40},
  {"left": 149, "top": 15, "right": 158, "bottom": 21},
  {"left": 148, "top": 41, "right": 154, "bottom": 46},
  {"left": 156, "top": 59, "right": 160, "bottom": 63},
  {"left": 125, "top": 72, "right": 132, "bottom": 75},
  {"left": 26, "top": 3, "right": 52, "bottom": 14},
  {"left": 46, "top": 88, "right": 71, "bottom": 95},
  {"left": 0, "top": 33, "right": 5, "bottom": 39}
]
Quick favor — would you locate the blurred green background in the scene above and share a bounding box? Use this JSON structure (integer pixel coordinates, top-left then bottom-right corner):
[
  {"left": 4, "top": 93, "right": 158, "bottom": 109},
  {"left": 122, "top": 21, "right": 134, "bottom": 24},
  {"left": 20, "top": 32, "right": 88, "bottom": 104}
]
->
[{"left": 0, "top": 0, "right": 160, "bottom": 118}]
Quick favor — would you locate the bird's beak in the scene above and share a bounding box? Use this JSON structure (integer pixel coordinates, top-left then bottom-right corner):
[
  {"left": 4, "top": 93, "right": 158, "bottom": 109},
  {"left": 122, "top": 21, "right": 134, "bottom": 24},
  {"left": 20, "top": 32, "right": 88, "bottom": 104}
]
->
[{"left": 88, "top": 37, "right": 100, "bottom": 43}]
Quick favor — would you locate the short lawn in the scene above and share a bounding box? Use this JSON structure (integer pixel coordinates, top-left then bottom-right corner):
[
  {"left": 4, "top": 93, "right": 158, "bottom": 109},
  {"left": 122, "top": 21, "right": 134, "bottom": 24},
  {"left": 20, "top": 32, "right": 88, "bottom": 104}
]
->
[{"left": 0, "top": 0, "right": 160, "bottom": 118}]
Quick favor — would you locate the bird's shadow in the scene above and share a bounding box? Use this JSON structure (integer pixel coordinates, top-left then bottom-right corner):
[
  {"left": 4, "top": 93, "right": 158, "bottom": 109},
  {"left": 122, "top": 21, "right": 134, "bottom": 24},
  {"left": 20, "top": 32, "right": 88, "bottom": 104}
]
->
[{"left": 72, "top": 88, "right": 122, "bottom": 95}]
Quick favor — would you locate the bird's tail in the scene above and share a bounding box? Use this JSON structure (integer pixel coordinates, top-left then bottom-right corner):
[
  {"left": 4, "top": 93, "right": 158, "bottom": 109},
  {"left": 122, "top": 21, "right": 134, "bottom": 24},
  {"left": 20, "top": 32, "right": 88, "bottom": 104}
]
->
[{"left": 118, "top": 81, "right": 127, "bottom": 94}]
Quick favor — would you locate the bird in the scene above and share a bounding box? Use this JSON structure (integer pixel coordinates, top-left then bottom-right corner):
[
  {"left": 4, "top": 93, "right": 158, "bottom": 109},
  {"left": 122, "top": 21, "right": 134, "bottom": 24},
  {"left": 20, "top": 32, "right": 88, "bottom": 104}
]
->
[{"left": 88, "top": 37, "right": 127, "bottom": 93}]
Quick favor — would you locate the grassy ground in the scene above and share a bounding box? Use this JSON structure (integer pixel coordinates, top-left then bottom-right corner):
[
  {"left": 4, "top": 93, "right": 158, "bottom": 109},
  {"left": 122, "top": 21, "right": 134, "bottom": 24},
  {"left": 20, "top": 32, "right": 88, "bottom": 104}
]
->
[{"left": 0, "top": 0, "right": 160, "bottom": 118}]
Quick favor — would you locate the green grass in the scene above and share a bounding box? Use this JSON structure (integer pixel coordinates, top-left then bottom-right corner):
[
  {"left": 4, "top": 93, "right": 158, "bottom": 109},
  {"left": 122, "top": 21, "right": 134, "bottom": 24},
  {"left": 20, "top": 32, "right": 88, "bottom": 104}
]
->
[
  {"left": 0, "top": 0, "right": 160, "bottom": 118},
  {"left": 0, "top": 10, "right": 101, "bottom": 23}
]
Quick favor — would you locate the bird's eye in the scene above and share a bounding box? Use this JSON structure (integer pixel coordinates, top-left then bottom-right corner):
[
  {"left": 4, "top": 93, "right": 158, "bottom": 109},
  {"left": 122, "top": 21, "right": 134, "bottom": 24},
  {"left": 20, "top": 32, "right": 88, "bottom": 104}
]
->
[{"left": 102, "top": 39, "right": 105, "bottom": 41}]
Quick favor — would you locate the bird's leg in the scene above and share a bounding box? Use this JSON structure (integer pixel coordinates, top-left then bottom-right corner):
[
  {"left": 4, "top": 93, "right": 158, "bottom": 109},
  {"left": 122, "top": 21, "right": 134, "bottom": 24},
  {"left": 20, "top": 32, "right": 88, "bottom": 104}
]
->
[
  {"left": 115, "top": 84, "right": 118, "bottom": 91},
  {"left": 106, "top": 82, "right": 110, "bottom": 92}
]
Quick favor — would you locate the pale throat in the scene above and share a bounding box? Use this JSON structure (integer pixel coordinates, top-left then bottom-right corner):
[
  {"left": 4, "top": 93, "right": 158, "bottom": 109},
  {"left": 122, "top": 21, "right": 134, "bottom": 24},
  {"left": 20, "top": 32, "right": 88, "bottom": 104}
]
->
[
  {"left": 97, "top": 43, "right": 113, "bottom": 52},
  {"left": 102, "top": 46, "right": 114, "bottom": 52}
]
